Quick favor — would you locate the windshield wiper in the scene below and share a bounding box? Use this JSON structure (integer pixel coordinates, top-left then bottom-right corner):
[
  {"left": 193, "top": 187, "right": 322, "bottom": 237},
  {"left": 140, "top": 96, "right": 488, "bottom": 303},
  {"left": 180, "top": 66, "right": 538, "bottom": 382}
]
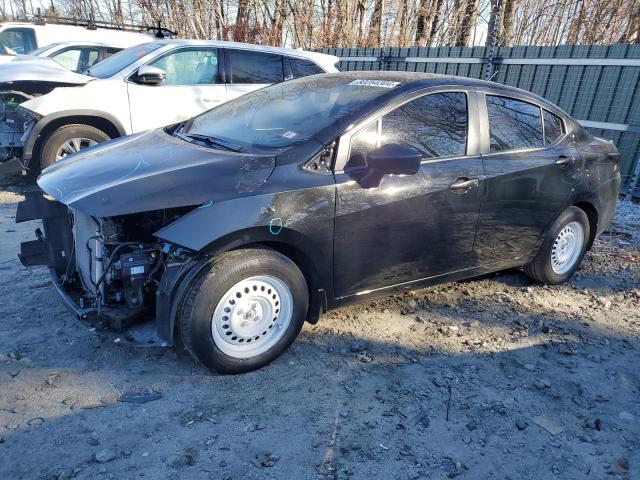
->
[{"left": 178, "top": 133, "right": 244, "bottom": 152}]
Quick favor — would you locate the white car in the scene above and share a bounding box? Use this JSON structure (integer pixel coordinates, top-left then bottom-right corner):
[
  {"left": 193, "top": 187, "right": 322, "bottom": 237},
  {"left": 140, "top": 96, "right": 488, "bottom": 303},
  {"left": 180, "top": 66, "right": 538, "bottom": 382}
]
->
[
  {"left": 15, "top": 41, "right": 126, "bottom": 72},
  {"left": 5, "top": 40, "right": 339, "bottom": 171},
  {"left": 0, "top": 20, "right": 153, "bottom": 60}
]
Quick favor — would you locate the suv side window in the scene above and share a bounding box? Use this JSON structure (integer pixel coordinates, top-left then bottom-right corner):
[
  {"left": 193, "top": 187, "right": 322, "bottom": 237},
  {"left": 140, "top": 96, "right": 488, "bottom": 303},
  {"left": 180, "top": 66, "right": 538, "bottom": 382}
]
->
[
  {"left": 149, "top": 48, "right": 219, "bottom": 85},
  {"left": 51, "top": 47, "right": 101, "bottom": 72},
  {"left": 226, "top": 49, "right": 284, "bottom": 84},
  {"left": 0, "top": 27, "right": 36, "bottom": 54},
  {"left": 347, "top": 92, "right": 468, "bottom": 169},
  {"left": 289, "top": 57, "right": 324, "bottom": 78},
  {"left": 543, "top": 109, "right": 565, "bottom": 145},
  {"left": 486, "top": 95, "right": 543, "bottom": 152}
]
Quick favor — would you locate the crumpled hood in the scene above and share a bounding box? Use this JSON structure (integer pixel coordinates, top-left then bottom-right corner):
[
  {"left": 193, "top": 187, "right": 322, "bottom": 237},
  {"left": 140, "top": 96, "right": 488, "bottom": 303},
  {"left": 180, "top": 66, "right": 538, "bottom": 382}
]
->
[
  {"left": 38, "top": 129, "right": 276, "bottom": 217},
  {"left": 0, "top": 56, "right": 92, "bottom": 85}
]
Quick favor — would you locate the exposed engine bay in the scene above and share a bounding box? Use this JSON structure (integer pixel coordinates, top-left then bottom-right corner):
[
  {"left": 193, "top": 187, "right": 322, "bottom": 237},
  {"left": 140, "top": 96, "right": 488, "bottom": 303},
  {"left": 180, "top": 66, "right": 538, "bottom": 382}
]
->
[
  {"left": 0, "top": 87, "right": 39, "bottom": 162},
  {"left": 17, "top": 191, "right": 198, "bottom": 340}
]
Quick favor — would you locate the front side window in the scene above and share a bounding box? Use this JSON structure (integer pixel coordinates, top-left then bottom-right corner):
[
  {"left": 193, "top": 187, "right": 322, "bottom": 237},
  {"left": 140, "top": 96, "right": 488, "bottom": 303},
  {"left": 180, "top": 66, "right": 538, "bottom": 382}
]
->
[
  {"left": 346, "top": 92, "right": 468, "bottom": 168},
  {"left": 289, "top": 57, "right": 324, "bottom": 78},
  {"left": 543, "top": 109, "right": 565, "bottom": 145},
  {"left": 486, "top": 95, "right": 543, "bottom": 152},
  {"left": 150, "top": 48, "right": 219, "bottom": 85},
  {"left": 0, "top": 27, "right": 36, "bottom": 54},
  {"left": 226, "top": 49, "right": 284, "bottom": 84}
]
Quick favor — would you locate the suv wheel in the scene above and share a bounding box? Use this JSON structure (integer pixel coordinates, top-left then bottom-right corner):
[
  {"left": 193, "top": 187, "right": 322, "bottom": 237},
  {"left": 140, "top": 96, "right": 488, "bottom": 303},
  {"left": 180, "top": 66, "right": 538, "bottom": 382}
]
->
[
  {"left": 179, "top": 248, "right": 309, "bottom": 374},
  {"left": 40, "top": 124, "right": 110, "bottom": 170},
  {"left": 524, "top": 206, "right": 590, "bottom": 285}
]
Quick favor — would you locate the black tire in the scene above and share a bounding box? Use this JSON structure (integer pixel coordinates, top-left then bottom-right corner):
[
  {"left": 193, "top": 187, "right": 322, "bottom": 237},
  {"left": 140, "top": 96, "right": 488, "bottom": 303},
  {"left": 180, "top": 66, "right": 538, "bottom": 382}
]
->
[
  {"left": 179, "top": 248, "right": 308, "bottom": 374},
  {"left": 39, "top": 124, "right": 110, "bottom": 170},
  {"left": 524, "top": 206, "right": 590, "bottom": 285}
]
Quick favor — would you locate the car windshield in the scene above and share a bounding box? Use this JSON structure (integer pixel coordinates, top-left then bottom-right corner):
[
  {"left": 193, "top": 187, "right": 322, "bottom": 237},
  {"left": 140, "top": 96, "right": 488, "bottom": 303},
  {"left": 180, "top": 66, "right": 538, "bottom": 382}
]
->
[
  {"left": 183, "top": 75, "right": 397, "bottom": 149},
  {"left": 30, "top": 44, "right": 58, "bottom": 56},
  {"left": 86, "top": 42, "right": 162, "bottom": 78}
]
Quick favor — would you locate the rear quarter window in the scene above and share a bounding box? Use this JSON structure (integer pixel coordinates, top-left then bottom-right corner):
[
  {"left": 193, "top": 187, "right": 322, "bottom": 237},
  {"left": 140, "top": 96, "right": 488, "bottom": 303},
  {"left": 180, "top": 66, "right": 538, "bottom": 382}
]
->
[{"left": 543, "top": 109, "right": 565, "bottom": 145}]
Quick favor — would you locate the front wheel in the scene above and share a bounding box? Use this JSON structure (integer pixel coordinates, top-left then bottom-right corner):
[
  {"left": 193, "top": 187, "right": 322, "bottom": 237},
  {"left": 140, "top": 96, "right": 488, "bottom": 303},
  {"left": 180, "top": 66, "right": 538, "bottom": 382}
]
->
[
  {"left": 39, "top": 124, "right": 110, "bottom": 170},
  {"left": 524, "top": 206, "right": 590, "bottom": 285},
  {"left": 179, "top": 248, "right": 309, "bottom": 374}
]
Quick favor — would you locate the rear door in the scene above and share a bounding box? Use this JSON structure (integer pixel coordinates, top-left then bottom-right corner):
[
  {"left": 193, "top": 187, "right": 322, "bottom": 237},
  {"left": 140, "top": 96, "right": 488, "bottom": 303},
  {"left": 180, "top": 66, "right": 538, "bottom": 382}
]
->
[
  {"left": 333, "top": 88, "right": 484, "bottom": 297},
  {"left": 223, "top": 48, "right": 284, "bottom": 100},
  {"left": 474, "top": 90, "right": 579, "bottom": 264},
  {"left": 128, "top": 46, "right": 227, "bottom": 132}
]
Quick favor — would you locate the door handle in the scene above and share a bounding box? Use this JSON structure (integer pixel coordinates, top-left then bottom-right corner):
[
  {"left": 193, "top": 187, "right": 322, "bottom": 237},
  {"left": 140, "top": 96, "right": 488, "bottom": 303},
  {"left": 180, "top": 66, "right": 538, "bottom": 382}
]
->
[
  {"left": 449, "top": 177, "right": 479, "bottom": 192},
  {"left": 555, "top": 155, "right": 575, "bottom": 167}
]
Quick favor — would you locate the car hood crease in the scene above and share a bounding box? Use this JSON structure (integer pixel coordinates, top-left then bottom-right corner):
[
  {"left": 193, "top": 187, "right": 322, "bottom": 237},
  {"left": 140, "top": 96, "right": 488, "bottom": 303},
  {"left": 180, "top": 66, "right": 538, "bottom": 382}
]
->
[{"left": 37, "top": 129, "right": 276, "bottom": 217}]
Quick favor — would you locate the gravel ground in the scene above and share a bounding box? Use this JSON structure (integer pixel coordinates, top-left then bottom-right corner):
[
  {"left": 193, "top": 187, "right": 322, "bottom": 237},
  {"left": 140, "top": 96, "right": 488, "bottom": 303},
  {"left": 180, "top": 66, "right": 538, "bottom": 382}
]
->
[{"left": 0, "top": 183, "right": 639, "bottom": 480}]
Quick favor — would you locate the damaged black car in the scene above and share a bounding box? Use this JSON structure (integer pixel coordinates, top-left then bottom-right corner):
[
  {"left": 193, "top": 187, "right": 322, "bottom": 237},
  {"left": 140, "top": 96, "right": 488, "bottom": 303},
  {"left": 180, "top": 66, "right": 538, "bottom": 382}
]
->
[{"left": 17, "top": 72, "right": 621, "bottom": 373}]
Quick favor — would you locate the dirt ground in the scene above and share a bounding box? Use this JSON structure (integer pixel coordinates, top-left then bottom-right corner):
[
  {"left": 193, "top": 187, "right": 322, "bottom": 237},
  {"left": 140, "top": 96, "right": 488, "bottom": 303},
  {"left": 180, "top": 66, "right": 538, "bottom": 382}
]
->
[{"left": 0, "top": 181, "right": 639, "bottom": 480}]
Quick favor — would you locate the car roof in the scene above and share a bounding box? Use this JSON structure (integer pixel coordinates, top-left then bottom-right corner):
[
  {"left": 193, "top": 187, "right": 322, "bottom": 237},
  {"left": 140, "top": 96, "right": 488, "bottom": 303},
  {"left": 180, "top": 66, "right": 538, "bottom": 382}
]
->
[
  {"left": 147, "top": 39, "right": 339, "bottom": 66},
  {"left": 303, "top": 71, "right": 564, "bottom": 111}
]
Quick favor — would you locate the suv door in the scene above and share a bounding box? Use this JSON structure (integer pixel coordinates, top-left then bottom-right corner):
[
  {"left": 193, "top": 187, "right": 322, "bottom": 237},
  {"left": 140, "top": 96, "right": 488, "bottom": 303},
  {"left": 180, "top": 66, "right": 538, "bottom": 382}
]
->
[
  {"left": 127, "top": 47, "right": 227, "bottom": 132},
  {"left": 333, "top": 89, "right": 484, "bottom": 298},
  {"left": 224, "top": 48, "right": 284, "bottom": 100},
  {"left": 474, "top": 91, "right": 579, "bottom": 264}
]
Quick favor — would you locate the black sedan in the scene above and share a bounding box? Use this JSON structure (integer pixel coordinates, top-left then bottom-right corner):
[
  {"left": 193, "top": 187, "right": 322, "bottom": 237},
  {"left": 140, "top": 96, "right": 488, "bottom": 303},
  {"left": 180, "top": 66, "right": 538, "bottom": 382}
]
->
[{"left": 17, "top": 72, "right": 621, "bottom": 373}]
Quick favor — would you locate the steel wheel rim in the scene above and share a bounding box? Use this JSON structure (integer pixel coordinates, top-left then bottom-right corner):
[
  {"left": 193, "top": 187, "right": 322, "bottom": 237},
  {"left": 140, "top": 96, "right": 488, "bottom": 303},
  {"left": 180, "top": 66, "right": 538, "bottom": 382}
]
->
[
  {"left": 211, "top": 275, "right": 293, "bottom": 359},
  {"left": 55, "top": 137, "right": 98, "bottom": 161},
  {"left": 550, "top": 221, "right": 584, "bottom": 274}
]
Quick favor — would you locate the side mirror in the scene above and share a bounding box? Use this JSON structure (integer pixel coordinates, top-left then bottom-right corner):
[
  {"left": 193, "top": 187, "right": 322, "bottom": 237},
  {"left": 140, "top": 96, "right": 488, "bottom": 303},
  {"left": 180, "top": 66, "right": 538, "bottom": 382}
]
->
[
  {"left": 135, "top": 65, "right": 166, "bottom": 85},
  {"left": 366, "top": 143, "right": 422, "bottom": 175}
]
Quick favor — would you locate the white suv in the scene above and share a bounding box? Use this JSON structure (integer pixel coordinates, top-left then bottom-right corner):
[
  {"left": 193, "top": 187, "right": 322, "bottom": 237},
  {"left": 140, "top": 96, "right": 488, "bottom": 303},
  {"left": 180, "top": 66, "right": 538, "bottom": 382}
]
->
[{"left": 12, "top": 40, "right": 339, "bottom": 171}]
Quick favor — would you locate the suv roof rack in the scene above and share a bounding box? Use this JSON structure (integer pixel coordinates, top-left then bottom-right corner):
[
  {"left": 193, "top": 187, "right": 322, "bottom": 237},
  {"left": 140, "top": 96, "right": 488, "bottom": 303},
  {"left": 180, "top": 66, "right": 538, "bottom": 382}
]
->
[{"left": 15, "top": 9, "right": 177, "bottom": 38}]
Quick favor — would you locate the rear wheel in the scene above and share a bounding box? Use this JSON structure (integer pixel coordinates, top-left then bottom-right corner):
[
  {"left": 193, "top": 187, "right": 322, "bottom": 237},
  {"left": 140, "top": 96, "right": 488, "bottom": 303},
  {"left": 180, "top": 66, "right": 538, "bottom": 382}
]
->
[
  {"left": 179, "top": 248, "right": 308, "bottom": 374},
  {"left": 524, "top": 206, "right": 590, "bottom": 285},
  {"left": 39, "top": 124, "right": 110, "bottom": 170}
]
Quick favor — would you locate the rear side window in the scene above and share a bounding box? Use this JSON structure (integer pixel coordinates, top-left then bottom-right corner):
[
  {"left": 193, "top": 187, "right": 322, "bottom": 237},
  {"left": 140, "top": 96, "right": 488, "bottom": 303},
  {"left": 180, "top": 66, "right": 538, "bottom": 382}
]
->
[
  {"left": 0, "top": 27, "right": 36, "bottom": 54},
  {"left": 289, "top": 57, "right": 324, "bottom": 78},
  {"left": 543, "top": 109, "right": 565, "bottom": 145},
  {"left": 226, "top": 49, "right": 284, "bottom": 84},
  {"left": 486, "top": 95, "right": 543, "bottom": 152}
]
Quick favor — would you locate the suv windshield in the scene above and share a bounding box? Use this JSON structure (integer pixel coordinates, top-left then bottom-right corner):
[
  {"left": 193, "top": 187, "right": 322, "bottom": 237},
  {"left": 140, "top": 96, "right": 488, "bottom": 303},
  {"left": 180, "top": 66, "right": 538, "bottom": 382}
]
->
[
  {"left": 87, "top": 43, "right": 162, "bottom": 78},
  {"left": 184, "top": 75, "right": 396, "bottom": 149}
]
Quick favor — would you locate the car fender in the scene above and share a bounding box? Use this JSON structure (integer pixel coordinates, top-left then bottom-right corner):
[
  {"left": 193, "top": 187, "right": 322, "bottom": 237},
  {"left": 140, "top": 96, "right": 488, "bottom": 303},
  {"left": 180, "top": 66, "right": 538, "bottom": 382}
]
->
[
  {"left": 154, "top": 184, "right": 335, "bottom": 280},
  {"left": 154, "top": 182, "right": 336, "bottom": 345},
  {"left": 22, "top": 109, "right": 129, "bottom": 162}
]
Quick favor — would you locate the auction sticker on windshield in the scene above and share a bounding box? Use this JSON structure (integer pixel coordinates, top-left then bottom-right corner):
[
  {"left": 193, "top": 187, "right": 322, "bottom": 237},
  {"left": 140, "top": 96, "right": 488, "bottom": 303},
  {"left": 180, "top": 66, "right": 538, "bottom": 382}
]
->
[
  {"left": 281, "top": 130, "right": 299, "bottom": 139},
  {"left": 347, "top": 79, "right": 400, "bottom": 88}
]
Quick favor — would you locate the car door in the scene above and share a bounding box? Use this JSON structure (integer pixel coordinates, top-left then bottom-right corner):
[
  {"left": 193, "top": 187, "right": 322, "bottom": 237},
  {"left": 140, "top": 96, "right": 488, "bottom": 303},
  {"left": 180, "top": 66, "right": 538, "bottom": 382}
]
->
[
  {"left": 333, "top": 89, "right": 484, "bottom": 298},
  {"left": 127, "top": 47, "right": 227, "bottom": 132},
  {"left": 474, "top": 90, "right": 580, "bottom": 264},
  {"left": 224, "top": 48, "right": 284, "bottom": 101}
]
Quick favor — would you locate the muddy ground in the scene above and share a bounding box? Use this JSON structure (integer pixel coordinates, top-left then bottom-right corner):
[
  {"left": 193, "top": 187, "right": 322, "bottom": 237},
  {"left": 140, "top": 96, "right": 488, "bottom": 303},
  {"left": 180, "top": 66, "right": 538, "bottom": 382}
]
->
[{"left": 0, "top": 182, "right": 639, "bottom": 480}]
